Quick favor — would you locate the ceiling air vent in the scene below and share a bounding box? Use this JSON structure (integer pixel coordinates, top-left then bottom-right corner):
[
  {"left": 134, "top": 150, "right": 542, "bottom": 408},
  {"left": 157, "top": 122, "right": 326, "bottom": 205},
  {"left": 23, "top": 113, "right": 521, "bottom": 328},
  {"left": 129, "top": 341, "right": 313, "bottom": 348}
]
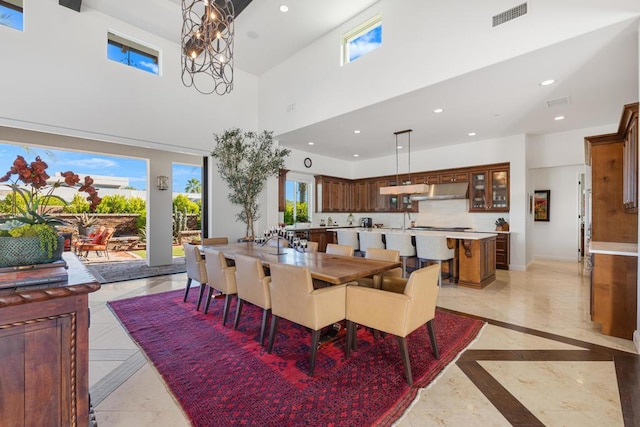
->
[
  {"left": 492, "top": 2, "right": 528, "bottom": 27},
  {"left": 545, "top": 96, "right": 571, "bottom": 109}
]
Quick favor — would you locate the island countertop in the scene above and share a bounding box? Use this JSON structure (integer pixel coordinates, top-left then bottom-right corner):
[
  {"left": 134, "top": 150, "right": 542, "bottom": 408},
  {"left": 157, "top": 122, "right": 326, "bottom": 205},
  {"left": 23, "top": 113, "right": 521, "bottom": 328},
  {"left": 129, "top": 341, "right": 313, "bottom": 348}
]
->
[
  {"left": 328, "top": 227, "right": 497, "bottom": 240},
  {"left": 589, "top": 241, "right": 638, "bottom": 257}
]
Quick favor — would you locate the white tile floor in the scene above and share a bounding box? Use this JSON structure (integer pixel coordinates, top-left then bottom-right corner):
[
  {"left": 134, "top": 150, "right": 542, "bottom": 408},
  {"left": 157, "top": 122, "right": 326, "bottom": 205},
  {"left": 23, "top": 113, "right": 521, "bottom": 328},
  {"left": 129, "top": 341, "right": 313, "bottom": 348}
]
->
[{"left": 88, "top": 260, "right": 638, "bottom": 426}]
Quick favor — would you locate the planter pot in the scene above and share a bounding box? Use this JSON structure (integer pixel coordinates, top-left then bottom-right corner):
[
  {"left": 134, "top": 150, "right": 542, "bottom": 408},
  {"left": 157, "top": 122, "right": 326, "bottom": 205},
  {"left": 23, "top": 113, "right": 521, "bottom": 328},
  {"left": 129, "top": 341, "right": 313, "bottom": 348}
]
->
[{"left": 0, "top": 235, "right": 65, "bottom": 268}]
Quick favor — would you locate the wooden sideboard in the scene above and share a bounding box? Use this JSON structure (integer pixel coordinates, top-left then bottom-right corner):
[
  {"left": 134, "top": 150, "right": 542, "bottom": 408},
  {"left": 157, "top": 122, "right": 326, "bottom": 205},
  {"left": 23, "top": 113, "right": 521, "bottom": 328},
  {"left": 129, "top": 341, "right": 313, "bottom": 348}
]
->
[{"left": 0, "top": 253, "right": 100, "bottom": 427}]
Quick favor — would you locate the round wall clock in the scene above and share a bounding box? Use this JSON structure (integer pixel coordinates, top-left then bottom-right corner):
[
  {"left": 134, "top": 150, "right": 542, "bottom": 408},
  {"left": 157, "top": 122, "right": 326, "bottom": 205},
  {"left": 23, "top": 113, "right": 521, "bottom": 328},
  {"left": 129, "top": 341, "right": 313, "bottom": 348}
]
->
[{"left": 304, "top": 157, "right": 312, "bottom": 168}]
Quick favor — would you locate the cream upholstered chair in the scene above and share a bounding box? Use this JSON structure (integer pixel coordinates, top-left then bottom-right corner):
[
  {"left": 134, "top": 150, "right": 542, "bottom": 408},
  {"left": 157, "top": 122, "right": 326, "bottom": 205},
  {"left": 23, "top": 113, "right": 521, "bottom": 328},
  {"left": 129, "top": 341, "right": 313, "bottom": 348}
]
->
[
  {"left": 358, "top": 231, "right": 385, "bottom": 257},
  {"left": 233, "top": 254, "right": 272, "bottom": 346},
  {"left": 267, "top": 263, "right": 347, "bottom": 376},
  {"left": 336, "top": 229, "right": 360, "bottom": 255},
  {"left": 415, "top": 234, "right": 455, "bottom": 286},
  {"left": 346, "top": 264, "right": 441, "bottom": 385},
  {"left": 303, "top": 241, "right": 319, "bottom": 252},
  {"left": 384, "top": 233, "right": 416, "bottom": 278},
  {"left": 203, "top": 248, "right": 238, "bottom": 325},
  {"left": 356, "top": 248, "right": 403, "bottom": 291},
  {"left": 182, "top": 243, "right": 208, "bottom": 311},
  {"left": 325, "top": 243, "right": 355, "bottom": 257},
  {"left": 202, "top": 237, "right": 229, "bottom": 245}
]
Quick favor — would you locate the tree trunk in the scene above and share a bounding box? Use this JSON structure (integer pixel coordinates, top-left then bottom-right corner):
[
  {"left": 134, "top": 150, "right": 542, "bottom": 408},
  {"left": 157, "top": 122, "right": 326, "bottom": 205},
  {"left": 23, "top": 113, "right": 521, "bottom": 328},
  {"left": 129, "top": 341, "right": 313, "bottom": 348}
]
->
[{"left": 246, "top": 211, "right": 254, "bottom": 238}]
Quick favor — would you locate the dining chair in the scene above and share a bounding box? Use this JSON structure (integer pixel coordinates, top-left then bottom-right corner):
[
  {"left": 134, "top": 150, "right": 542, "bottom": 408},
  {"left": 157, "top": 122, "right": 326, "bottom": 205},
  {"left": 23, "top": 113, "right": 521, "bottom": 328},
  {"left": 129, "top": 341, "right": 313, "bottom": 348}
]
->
[
  {"left": 383, "top": 233, "right": 416, "bottom": 278},
  {"left": 304, "top": 241, "right": 319, "bottom": 252},
  {"left": 336, "top": 229, "right": 360, "bottom": 255},
  {"left": 415, "top": 234, "right": 455, "bottom": 286},
  {"left": 346, "top": 264, "right": 441, "bottom": 385},
  {"left": 201, "top": 237, "right": 229, "bottom": 245},
  {"left": 233, "top": 254, "right": 272, "bottom": 346},
  {"left": 325, "top": 243, "right": 355, "bottom": 257},
  {"left": 267, "top": 263, "right": 347, "bottom": 376},
  {"left": 182, "top": 243, "right": 208, "bottom": 310},
  {"left": 202, "top": 248, "right": 238, "bottom": 325},
  {"left": 357, "top": 231, "right": 385, "bottom": 257},
  {"left": 356, "top": 248, "right": 403, "bottom": 291}
]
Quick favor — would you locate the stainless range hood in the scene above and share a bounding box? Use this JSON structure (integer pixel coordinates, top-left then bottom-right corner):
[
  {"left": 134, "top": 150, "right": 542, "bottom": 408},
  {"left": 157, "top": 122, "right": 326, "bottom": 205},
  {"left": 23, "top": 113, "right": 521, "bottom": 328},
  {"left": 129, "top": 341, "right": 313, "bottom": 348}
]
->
[{"left": 409, "top": 182, "right": 469, "bottom": 201}]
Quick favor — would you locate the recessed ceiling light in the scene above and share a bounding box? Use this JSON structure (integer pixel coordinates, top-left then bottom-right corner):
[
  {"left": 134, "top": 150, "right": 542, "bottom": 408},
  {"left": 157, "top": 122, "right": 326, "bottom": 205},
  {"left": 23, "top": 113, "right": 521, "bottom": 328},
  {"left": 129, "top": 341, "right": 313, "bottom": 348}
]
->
[
  {"left": 279, "top": 5, "right": 289, "bottom": 13},
  {"left": 554, "top": 115, "right": 565, "bottom": 121},
  {"left": 308, "top": 142, "right": 314, "bottom": 145},
  {"left": 540, "top": 79, "right": 555, "bottom": 86},
  {"left": 353, "top": 130, "right": 361, "bottom": 134},
  {"left": 353, "top": 154, "right": 359, "bottom": 157},
  {"left": 396, "top": 145, "right": 403, "bottom": 149},
  {"left": 468, "top": 132, "right": 476, "bottom": 136},
  {"left": 433, "top": 108, "right": 444, "bottom": 114}
]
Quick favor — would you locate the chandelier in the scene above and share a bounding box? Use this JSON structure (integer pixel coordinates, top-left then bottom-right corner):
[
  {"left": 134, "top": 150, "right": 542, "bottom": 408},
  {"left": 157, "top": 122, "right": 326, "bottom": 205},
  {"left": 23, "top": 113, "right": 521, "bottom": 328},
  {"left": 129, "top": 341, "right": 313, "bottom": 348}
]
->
[
  {"left": 181, "top": 0, "right": 235, "bottom": 95},
  {"left": 379, "top": 129, "right": 430, "bottom": 195}
]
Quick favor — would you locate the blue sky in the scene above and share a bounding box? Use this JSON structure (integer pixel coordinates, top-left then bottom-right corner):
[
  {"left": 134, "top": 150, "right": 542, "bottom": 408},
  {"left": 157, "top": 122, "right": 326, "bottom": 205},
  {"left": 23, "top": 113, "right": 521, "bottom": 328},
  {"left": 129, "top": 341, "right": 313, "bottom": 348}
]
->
[
  {"left": 0, "top": 143, "right": 202, "bottom": 193},
  {"left": 0, "top": 3, "right": 23, "bottom": 31}
]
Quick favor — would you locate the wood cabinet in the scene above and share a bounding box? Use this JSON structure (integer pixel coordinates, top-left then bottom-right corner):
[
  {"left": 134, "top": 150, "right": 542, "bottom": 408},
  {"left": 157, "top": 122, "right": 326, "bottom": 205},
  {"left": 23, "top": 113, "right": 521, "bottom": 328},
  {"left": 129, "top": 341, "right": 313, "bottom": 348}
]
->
[
  {"left": 469, "top": 166, "right": 510, "bottom": 212},
  {"left": 457, "top": 236, "right": 497, "bottom": 289},
  {"left": 591, "top": 253, "right": 637, "bottom": 339},
  {"left": 495, "top": 233, "right": 510, "bottom": 270},
  {"left": 278, "top": 169, "right": 288, "bottom": 212},
  {"left": 0, "top": 254, "right": 100, "bottom": 427},
  {"left": 308, "top": 228, "right": 335, "bottom": 252},
  {"left": 621, "top": 103, "right": 638, "bottom": 213},
  {"left": 439, "top": 171, "right": 469, "bottom": 183},
  {"left": 352, "top": 180, "right": 370, "bottom": 212},
  {"left": 315, "top": 175, "right": 351, "bottom": 212}
]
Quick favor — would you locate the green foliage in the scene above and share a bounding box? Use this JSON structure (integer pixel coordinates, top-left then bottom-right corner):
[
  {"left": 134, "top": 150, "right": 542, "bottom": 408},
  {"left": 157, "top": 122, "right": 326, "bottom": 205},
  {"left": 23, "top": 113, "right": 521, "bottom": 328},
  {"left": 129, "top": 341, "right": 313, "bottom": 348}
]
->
[
  {"left": 63, "top": 193, "right": 92, "bottom": 213},
  {"left": 172, "top": 194, "right": 199, "bottom": 214},
  {"left": 185, "top": 178, "right": 201, "bottom": 193},
  {"left": 211, "top": 129, "right": 290, "bottom": 237},
  {"left": 8, "top": 224, "right": 58, "bottom": 257},
  {"left": 94, "top": 194, "right": 145, "bottom": 214},
  {"left": 135, "top": 209, "right": 147, "bottom": 232},
  {"left": 283, "top": 201, "right": 309, "bottom": 225},
  {"left": 172, "top": 207, "right": 188, "bottom": 241},
  {"left": 127, "top": 196, "right": 146, "bottom": 213},
  {"left": 0, "top": 193, "right": 26, "bottom": 214}
]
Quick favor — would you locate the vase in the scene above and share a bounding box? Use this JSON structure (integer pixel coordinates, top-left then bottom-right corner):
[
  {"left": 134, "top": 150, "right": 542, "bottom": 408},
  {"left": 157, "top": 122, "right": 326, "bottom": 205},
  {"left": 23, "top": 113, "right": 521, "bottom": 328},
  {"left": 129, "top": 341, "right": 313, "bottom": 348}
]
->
[{"left": 0, "top": 235, "right": 65, "bottom": 268}]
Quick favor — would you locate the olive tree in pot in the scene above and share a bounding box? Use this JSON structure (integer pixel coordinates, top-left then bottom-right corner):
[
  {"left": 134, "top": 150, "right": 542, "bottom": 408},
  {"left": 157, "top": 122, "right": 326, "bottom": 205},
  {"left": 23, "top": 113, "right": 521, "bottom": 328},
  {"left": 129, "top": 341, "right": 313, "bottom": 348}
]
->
[{"left": 211, "top": 129, "right": 290, "bottom": 239}]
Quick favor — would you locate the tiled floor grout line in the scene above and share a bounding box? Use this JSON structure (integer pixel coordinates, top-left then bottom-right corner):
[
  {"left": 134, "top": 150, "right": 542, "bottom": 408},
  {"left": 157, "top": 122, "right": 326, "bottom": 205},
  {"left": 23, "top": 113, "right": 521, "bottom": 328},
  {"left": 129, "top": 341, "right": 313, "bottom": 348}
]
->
[{"left": 90, "top": 350, "right": 147, "bottom": 407}]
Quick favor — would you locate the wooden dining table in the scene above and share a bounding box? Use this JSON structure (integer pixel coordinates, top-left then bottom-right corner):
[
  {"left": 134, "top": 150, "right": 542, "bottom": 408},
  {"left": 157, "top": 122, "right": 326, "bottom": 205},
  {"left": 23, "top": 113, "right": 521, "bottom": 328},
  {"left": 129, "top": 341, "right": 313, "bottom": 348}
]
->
[{"left": 200, "top": 242, "right": 401, "bottom": 285}]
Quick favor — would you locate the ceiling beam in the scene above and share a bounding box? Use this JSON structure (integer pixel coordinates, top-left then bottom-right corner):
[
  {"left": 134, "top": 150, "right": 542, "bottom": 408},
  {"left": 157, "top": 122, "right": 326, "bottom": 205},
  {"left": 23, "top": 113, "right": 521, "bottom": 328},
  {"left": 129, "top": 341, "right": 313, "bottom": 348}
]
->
[{"left": 59, "top": 0, "right": 81, "bottom": 13}]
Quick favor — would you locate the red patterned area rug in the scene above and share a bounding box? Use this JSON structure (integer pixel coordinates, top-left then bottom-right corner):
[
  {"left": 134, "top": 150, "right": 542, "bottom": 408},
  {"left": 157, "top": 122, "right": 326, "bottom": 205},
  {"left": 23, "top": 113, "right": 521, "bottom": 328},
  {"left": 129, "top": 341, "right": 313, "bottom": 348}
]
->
[{"left": 108, "top": 289, "right": 484, "bottom": 426}]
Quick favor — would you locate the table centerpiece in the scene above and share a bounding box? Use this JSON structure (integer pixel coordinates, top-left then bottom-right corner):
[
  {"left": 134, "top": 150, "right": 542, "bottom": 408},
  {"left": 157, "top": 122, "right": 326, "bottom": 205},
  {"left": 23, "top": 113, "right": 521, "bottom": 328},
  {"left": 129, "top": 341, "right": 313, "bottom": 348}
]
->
[{"left": 0, "top": 155, "right": 101, "bottom": 267}]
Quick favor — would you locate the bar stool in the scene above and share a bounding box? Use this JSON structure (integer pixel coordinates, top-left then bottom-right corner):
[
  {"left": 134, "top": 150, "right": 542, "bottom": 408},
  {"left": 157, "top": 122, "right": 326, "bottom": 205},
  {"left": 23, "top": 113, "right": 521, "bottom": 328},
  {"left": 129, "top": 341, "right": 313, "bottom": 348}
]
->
[
  {"left": 383, "top": 233, "right": 416, "bottom": 278},
  {"left": 415, "top": 234, "right": 455, "bottom": 286},
  {"left": 336, "top": 229, "right": 360, "bottom": 256},
  {"left": 358, "top": 231, "right": 385, "bottom": 257}
]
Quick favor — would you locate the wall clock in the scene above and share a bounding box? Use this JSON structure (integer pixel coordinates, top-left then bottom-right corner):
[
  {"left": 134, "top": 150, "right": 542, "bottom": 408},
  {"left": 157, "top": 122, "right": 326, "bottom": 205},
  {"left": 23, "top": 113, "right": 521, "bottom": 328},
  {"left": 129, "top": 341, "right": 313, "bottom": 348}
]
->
[{"left": 304, "top": 157, "right": 312, "bottom": 168}]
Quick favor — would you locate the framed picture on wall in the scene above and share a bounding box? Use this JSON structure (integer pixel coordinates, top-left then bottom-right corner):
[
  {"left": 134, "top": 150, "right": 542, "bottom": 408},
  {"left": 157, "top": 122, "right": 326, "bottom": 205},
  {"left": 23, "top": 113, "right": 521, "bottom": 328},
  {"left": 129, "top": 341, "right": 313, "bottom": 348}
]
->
[{"left": 534, "top": 190, "right": 550, "bottom": 221}]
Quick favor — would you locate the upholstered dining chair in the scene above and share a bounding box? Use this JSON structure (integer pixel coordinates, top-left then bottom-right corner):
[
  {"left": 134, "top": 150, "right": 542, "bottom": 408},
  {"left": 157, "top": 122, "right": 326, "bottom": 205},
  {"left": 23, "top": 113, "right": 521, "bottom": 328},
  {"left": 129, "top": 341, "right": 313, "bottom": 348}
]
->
[
  {"left": 233, "top": 254, "right": 272, "bottom": 346},
  {"left": 356, "top": 248, "right": 403, "bottom": 291},
  {"left": 325, "top": 243, "right": 355, "bottom": 257},
  {"left": 357, "top": 231, "right": 385, "bottom": 257},
  {"left": 201, "top": 237, "right": 229, "bottom": 245},
  {"left": 182, "top": 243, "right": 208, "bottom": 310},
  {"left": 267, "top": 263, "right": 347, "bottom": 376},
  {"left": 303, "top": 241, "right": 319, "bottom": 252},
  {"left": 415, "top": 234, "right": 455, "bottom": 286},
  {"left": 202, "top": 248, "right": 238, "bottom": 325},
  {"left": 346, "top": 264, "right": 441, "bottom": 385}
]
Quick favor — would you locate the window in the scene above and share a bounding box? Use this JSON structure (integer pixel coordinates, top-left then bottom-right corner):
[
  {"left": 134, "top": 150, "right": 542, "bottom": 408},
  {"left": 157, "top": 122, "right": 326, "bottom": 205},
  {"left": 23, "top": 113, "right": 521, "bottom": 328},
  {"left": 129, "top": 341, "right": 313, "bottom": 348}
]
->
[
  {"left": 0, "top": 0, "right": 23, "bottom": 31},
  {"left": 341, "top": 14, "right": 382, "bottom": 65},
  {"left": 284, "top": 175, "right": 313, "bottom": 225},
  {"left": 107, "top": 32, "right": 159, "bottom": 75}
]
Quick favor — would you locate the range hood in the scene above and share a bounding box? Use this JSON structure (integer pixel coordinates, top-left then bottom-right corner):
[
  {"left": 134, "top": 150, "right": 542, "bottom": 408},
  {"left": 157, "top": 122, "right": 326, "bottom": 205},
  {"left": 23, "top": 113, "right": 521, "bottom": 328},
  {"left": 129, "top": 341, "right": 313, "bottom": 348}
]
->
[{"left": 409, "top": 182, "right": 469, "bottom": 201}]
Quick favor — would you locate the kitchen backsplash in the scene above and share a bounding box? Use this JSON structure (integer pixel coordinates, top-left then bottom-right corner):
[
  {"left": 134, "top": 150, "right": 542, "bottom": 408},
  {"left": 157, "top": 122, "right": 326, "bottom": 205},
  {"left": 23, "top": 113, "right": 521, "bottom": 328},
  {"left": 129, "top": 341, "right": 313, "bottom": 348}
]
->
[{"left": 309, "top": 199, "right": 508, "bottom": 232}]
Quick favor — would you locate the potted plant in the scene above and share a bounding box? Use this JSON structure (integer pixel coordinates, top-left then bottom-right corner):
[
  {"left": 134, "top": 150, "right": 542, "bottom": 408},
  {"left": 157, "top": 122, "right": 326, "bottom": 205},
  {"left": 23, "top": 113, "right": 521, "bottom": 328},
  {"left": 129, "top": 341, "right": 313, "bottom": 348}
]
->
[
  {"left": 211, "top": 129, "right": 290, "bottom": 238},
  {"left": 75, "top": 212, "right": 99, "bottom": 236},
  {"left": 0, "top": 155, "right": 101, "bottom": 267}
]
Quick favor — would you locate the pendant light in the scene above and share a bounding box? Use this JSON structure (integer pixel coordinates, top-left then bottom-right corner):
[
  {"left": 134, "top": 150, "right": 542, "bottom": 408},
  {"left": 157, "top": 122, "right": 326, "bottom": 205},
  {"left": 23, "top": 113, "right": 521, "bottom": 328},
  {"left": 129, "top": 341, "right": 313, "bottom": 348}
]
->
[{"left": 379, "top": 129, "right": 430, "bottom": 195}]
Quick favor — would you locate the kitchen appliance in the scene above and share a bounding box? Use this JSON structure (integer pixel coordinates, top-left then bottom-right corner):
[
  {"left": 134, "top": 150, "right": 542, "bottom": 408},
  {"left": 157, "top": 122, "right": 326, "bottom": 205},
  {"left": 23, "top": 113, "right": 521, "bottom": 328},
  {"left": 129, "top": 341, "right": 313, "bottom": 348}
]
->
[
  {"left": 409, "top": 182, "right": 469, "bottom": 201},
  {"left": 360, "top": 217, "right": 373, "bottom": 228}
]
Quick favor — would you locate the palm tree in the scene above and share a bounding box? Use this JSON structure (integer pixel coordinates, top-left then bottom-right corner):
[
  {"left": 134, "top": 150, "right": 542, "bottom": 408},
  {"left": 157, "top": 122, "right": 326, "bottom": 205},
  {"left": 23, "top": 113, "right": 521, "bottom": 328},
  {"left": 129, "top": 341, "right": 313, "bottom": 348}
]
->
[{"left": 185, "top": 178, "right": 201, "bottom": 193}]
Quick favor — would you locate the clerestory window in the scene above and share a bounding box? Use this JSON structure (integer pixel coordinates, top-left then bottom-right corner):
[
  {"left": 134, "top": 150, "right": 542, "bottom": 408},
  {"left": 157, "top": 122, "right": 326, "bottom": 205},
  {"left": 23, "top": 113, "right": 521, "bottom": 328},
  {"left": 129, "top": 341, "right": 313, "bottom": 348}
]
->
[
  {"left": 341, "top": 14, "right": 382, "bottom": 65},
  {"left": 107, "top": 32, "right": 160, "bottom": 75},
  {"left": 0, "top": 0, "right": 23, "bottom": 31}
]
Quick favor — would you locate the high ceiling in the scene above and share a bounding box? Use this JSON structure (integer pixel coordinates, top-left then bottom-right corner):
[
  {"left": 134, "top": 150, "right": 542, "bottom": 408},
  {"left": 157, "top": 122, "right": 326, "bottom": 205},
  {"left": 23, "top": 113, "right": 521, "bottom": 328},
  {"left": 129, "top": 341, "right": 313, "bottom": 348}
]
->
[{"left": 80, "top": 0, "right": 639, "bottom": 161}]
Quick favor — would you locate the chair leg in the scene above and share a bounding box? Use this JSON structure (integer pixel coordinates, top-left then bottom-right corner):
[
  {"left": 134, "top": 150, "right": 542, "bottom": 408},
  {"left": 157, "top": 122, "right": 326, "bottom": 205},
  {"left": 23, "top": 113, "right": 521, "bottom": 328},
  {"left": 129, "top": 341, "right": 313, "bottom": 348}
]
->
[
  {"left": 346, "top": 320, "right": 354, "bottom": 358},
  {"left": 401, "top": 256, "right": 408, "bottom": 278},
  {"left": 267, "top": 315, "right": 279, "bottom": 353},
  {"left": 222, "top": 294, "right": 233, "bottom": 325},
  {"left": 437, "top": 260, "right": 443, "bottom": 287},
  {"left": 309, "top": 329, "right": 321, "bottom": 376},
  {"left": 204, "top": 286, "right": 215, "bottom": 314},
  {"left": 397, "top": 336, "right": 413, "bottom": 385},
  {"left": 233, "top": 299, "right": 244, "bottom": 330},
  {"left": 427, "top": 319, "right": 439, "bottom": 359},
  {"left": 183, "top": 278, "right": 193, "bottom": 302},
  {"left": 259, "top": 308, "right": 271, "bottom": 346},
  {"left": 196, "top": 283, "right": 206, "bottom": 311}
]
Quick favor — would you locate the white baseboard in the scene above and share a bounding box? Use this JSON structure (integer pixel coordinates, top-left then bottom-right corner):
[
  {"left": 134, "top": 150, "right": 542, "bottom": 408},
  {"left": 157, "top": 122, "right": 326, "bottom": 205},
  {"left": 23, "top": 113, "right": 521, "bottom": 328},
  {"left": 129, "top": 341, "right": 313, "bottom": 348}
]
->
[{"left": 634, "top": 330, "right": 640, "bottom": 354}]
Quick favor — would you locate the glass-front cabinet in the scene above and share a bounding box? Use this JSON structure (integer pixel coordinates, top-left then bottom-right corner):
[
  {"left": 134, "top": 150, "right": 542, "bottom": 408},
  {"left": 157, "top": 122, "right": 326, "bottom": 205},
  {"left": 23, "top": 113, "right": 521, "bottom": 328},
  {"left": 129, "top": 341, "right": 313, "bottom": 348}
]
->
[{"left": 469, "top": 168, "right": 509, "bottom": 212}]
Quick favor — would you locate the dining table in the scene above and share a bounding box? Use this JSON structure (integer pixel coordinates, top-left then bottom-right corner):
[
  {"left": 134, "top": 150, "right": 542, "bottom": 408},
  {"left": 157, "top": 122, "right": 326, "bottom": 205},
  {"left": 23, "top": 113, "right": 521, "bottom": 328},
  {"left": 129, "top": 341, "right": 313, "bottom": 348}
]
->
[{"left": 200, "top": 242, "right": 401, "bottom": 285}]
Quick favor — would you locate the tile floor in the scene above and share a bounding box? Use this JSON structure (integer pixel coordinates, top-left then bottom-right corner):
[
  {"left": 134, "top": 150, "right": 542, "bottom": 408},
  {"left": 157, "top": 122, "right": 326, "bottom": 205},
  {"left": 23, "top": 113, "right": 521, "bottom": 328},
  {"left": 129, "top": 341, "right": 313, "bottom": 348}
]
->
[{"left": 88, "top": 260, "right": 639, "bottom": 426}]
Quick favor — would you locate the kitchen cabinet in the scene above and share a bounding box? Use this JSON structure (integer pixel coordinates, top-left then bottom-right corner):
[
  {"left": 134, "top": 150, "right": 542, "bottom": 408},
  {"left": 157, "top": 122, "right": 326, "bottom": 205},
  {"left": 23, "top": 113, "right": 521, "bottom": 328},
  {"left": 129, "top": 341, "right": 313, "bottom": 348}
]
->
[
  {"left": 439, "top": 171, "right": 469, "bottom": 183},
  {"left": 469, "top": 166, "right": 510, "bottom": 212},
  {"left": 457, "top": 236, "right": 497, "bottom": 289},
  {"left": 315, "top": 175, "right": 351, "bottom": 212},
  {"left": 308, "top": 228, "right": 335, "bottom": 252},
  {"left": 622, "top": 103, "right": 638, "bottom": 213},
  {"left": 495, "top": 233, "right": 510, "bottom": 270},
  {"left": 278, "top": 169, "right": 288, "bottom": 212},
  {"left": 352, "top": 180, "right": 370, "bottom": 212}
]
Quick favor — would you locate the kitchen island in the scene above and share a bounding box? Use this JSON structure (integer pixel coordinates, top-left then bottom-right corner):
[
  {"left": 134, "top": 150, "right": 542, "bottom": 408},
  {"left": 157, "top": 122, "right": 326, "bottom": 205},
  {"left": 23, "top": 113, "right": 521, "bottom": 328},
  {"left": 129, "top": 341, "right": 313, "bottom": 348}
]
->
[{"left": 332, "top": 228, "right": 498, "bottom": 289}]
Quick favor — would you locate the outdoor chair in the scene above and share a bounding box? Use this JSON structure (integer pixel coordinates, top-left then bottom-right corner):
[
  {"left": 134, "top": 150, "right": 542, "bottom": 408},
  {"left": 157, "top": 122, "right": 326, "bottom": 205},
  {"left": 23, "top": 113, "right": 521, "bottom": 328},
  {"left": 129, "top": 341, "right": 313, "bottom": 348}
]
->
[
  {"left": 77, "top": 227, "right": 115, "bottom": 259},
  {"left": 346, "top": 264, "right": 441, "bottom": 385}
]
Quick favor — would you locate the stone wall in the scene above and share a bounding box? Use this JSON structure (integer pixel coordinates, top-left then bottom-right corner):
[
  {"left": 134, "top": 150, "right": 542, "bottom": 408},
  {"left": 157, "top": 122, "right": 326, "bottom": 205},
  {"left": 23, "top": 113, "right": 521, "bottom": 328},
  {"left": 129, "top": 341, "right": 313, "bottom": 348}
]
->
[{"left": 54, "top": 213, "right": 201, "bottom": 237}]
